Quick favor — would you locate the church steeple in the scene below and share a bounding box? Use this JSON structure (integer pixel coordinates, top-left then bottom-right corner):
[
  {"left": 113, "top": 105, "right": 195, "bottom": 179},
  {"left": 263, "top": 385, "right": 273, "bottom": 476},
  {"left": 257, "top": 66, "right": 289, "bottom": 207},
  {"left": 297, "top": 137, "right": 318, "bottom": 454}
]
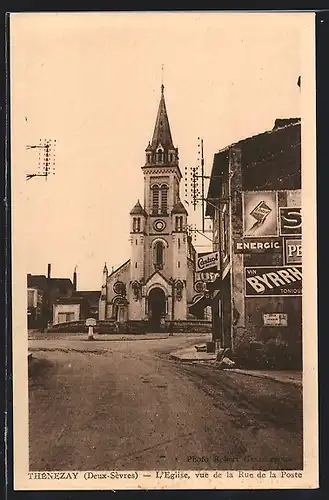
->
[{"left": 145, "top": 85, "right": 178, "bottom": 166}]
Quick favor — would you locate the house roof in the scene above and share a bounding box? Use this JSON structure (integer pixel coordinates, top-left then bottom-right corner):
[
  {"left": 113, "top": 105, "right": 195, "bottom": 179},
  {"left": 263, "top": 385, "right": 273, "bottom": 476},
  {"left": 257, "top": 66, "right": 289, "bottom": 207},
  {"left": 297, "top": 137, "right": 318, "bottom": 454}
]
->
[
  {"left": 27, "top": 274, "right": 74, "bottom": 291},
  {"left": 54, "top": 296, "right": 84, "bottom": 305},
  {"left": 73, "top": 291, "right": 101, "bottom": 302},
  {"left": 206, "top": 118, "right": 301, "bottom": 217}
]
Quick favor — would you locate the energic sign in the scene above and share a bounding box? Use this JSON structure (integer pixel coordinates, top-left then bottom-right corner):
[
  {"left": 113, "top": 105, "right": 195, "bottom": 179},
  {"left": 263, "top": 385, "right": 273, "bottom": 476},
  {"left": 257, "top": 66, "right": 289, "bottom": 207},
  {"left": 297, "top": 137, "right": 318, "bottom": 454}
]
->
[
  {"left": 245, "top": 266, "right": 302, "bottom": 296},
  {"left": 234, "top": 237, "right": 282, "bottom": 254}
]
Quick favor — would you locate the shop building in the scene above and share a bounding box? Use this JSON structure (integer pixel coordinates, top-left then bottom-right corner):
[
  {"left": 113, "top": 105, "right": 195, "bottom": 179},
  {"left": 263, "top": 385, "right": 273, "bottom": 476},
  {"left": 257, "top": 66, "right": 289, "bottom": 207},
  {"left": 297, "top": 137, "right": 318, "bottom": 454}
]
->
[{"left": 206, "top": 118, "right": 302, "bottom": 367}]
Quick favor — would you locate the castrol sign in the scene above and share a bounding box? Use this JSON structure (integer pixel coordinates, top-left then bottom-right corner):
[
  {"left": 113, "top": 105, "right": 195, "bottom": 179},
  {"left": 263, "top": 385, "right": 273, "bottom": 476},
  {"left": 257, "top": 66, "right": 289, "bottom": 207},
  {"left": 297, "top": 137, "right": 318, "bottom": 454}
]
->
[{"left": 196, "top": 251, "right": 219, "bottom": 273}]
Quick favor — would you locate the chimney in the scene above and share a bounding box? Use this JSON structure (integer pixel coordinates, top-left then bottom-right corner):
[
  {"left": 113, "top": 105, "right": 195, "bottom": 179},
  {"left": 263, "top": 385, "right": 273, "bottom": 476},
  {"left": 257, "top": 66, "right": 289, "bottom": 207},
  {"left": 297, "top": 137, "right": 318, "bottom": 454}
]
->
[
  {"left": 47, "top": 264, "right": 51, "bottom": 279},
  {"left": 73, "top": 266, "right": 77, "bottom": 291}
]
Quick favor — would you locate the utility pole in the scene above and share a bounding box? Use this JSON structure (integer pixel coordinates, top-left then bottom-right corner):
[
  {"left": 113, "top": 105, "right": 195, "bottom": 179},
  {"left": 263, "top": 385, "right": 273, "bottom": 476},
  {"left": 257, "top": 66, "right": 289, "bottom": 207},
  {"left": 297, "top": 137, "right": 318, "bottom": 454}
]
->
[
  {"left": 183, "top": 137, "right": 213, "bottom": 243},
  {"left": 26, "top": 138, "right": 57, "bottom": 181}
]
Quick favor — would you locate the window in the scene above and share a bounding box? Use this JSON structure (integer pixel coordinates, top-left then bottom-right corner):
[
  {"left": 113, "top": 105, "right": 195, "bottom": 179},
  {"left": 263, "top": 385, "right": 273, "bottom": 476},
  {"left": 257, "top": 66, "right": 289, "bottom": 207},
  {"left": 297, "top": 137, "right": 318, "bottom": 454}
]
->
[
  {"left": 152, "top": 184, "right": 160, "bottom": 214},
  {"left": 176, "top": 216, "right": 183, "bottom": 232},
  {"left": 133, "top": 217, "right": 140, "bottom": 232},
  {"left": 154, "top": 241, "right": 164, "bottom": 269},
  {"left": 178, "top": 238, "right": 181, "bottom": 249},
  {"left": 58, "top": 312, "right": 75, "bottom": 323},
  {"left": 160, "top": 185, "right": 168, "bottom": 214},
  {"left": 157, "top": 150, "right": 163, "bottom": 162},
  {"left": 152, "top": 183, "right": 168, "bottom": 215},
  {"left": 177, "top": 261, "right": 180, "bottom": 268},
  {"left": 169, "top": 153, "right": 173, "bottom": 162}
]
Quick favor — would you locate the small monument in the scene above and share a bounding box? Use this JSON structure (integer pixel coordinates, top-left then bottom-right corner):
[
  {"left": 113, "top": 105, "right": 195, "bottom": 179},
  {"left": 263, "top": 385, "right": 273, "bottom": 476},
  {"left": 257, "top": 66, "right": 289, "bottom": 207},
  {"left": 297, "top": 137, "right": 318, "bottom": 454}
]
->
[{"left": 86, "top": 317, "right": 97, "bottom": 341}]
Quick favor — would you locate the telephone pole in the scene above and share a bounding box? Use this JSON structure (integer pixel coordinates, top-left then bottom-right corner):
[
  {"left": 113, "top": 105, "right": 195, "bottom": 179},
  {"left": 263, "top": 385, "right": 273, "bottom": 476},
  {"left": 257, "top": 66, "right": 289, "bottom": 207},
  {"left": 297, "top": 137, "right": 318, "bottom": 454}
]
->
[{"left": 26, "top": 138, "right": 57, "bottom": 181}]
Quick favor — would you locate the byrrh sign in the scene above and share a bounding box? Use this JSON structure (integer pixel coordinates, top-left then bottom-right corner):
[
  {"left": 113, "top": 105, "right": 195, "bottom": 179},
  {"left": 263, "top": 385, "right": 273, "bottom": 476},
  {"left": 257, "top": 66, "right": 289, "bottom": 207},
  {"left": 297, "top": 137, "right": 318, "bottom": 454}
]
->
[
  {"left": 245, "top": 266, "right": 302, "bottom": 296},
  {"left": 196, "top": 251, "right": 219, "bottom": 272}
]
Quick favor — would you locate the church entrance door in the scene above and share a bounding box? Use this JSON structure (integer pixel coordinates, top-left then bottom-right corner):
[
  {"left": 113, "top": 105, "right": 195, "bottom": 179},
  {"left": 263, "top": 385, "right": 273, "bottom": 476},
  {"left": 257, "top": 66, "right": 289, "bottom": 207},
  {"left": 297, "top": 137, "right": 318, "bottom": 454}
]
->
[{"left": 148, "top": 288, "right": 166, "bottom": 332}]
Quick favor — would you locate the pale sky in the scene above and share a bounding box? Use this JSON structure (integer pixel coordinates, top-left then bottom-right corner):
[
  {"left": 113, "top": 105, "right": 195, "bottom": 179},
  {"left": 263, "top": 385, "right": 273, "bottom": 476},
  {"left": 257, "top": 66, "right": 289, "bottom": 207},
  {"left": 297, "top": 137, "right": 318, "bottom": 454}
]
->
[{"left": 10, "top": 12, "right": 308, "bottom": 290}]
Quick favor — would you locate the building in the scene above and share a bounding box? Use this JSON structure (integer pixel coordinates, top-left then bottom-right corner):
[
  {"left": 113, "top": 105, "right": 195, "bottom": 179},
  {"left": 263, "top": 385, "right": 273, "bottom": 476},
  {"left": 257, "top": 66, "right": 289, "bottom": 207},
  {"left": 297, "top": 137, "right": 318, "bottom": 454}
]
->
[
  {"left": 99, "top": 85, "right": 198, "bottom": 331},
  {"left": 76, "top": 291, "right": 101, "bottom": 319},
  {"left": 206, "top": 118, "right": 302, "bottom": 368},
  {"left": 53, "top": 290, "right": 101, "bottom": 325},
  {"left": 27, "top": 287, "right": 43, "bottom": 328},
  {"left": 27, "top": 264, "right": 76, "bottom": 327}
]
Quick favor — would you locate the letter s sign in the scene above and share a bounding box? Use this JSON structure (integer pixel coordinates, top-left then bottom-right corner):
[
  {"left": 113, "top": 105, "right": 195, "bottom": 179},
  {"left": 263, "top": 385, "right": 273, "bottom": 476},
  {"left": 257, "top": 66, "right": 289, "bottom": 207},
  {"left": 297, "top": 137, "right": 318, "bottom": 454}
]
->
[{"left": 279, "top": 207, "right": 302, "bottom": 235}]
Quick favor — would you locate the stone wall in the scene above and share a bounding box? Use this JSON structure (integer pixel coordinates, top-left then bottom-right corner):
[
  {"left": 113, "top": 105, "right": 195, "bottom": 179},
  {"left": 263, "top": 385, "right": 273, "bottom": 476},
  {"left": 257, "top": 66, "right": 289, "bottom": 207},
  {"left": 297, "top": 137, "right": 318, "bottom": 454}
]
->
[{"left": 47, "top": 319, "right": 212, "bottom": 334}]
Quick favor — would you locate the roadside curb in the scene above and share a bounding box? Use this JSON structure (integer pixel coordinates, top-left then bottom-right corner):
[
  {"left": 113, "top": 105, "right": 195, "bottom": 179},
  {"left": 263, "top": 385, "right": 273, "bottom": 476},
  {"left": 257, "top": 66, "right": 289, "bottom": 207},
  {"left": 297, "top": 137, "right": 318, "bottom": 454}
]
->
[
  {"left": 169, "top": 351, "right": 302, "bottom": 387},
  {"left": 170, "top": 352, "right": 217, "bottom": 363},
  {"left": 224, "top": 368, "right": 302, "bottom": 388}
]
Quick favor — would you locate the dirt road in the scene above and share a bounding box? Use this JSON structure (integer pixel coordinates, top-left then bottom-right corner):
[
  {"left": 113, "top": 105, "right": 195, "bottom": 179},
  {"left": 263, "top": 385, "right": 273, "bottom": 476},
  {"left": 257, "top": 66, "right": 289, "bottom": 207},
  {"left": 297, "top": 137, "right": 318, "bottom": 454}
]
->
[{"left": 28, "top": 336, "right": 302, "bottom": 471}]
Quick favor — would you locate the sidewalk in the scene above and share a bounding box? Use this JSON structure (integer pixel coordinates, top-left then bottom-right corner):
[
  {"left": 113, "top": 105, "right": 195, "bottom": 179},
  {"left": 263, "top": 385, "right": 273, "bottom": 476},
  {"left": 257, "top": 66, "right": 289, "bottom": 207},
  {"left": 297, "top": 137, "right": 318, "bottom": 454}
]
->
[
  {"left": 170, "top": 346, "right": 302, "bottom": 387},
  {"left": 227, "top": 368, "right": 302, "bottom": 387},
  {"left": 170, "top": 346, "right": 217, "bottom": 362}
]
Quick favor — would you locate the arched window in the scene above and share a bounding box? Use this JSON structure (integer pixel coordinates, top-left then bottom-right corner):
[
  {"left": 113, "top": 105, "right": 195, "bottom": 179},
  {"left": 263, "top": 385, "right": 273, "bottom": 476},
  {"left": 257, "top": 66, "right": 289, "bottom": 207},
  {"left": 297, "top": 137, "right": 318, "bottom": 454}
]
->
[
  {"left": 175, "top": 216, "right": 183, "bottom": 232},
  {"left": 157, "top": 150, "right": 163, "bottom": 163},
  {"left": 160, "top": 184, "right": 168, "bottom": 214},
  {"left": 133, "top": 217, "right": 141, "bottom": 232},
  {"left": 152, "top": 184, "right": 160, "bottom": 214},
  {"left": 154, "top": 241, "right": 164, "bottom": 269}
]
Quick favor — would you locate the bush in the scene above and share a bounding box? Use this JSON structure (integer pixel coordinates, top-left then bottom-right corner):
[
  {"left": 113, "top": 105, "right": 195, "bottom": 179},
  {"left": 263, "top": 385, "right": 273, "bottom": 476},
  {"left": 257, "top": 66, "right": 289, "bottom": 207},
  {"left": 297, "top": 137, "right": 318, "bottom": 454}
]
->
[
  {"left": 234, "top": 341, "right": 267, "bottom": 369},
  {"left": 234, "top": 338, "right": 302, "bottom": 370}
]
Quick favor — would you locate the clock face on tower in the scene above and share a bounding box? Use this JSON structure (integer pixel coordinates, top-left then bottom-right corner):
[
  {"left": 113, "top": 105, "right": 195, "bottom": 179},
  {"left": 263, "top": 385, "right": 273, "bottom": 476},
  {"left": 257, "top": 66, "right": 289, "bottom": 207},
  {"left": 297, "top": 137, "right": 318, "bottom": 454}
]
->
[{"left": 153, "top": 219, "right": 166, "bottom": 232}]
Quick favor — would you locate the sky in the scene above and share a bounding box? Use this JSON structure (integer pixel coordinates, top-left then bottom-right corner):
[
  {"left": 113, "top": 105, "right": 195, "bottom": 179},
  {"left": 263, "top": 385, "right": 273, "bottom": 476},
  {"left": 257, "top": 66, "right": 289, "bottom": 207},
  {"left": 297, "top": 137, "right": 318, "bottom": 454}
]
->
[{"left": 10, "top": 12, "right": 309, "bottom": 290}]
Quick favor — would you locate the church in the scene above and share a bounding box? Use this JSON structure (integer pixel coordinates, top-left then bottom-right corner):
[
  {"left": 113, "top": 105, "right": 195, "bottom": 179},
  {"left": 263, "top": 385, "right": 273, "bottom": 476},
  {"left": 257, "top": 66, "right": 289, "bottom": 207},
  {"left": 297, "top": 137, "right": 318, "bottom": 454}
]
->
[{"left": 99, "top": 85, "right": 198, "bottom": 331}]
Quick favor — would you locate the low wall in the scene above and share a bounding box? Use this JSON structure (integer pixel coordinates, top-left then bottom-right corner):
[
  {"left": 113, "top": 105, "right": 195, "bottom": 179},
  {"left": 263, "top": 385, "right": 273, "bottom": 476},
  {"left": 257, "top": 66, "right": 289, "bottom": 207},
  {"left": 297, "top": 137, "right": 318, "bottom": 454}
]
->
[{"left": 47, "top": 319, "right": 212, "bottom": 334}]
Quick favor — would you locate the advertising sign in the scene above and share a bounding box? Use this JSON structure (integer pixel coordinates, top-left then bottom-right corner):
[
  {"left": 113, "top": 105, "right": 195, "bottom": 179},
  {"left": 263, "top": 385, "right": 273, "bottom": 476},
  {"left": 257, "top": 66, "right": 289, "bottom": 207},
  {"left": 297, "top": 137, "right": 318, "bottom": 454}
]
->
[
  {"left": 263, "top": 313, "right": 288, "bottom": 327},
  {"left": 234, "top": 237, "right": 282, "bottom": 254},
  {"left": 243, "top": 191, "right": 278, "bottom": 237},
  {"left": 245, "top": 266, "right": 302, "bottom": 296},
  {"left": 194, "top": 280, "right": 207, "bottom": 293},
  {"left": 284, "top": 237, "right": 302, "bottom": 264},
  {"left": 196, "top": 251, "right": 219, "bottom": 272},
  {"left": 279, "top": 207, "right": 302, "bottom": 236},
  {"left": 198, "top": 271, "right": 220, "bottom": 283}
]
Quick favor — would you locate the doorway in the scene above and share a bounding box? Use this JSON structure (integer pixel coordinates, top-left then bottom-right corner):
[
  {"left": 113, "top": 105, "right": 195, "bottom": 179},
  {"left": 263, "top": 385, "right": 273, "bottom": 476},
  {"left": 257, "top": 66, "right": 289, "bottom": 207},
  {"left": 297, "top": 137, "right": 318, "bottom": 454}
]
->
[{"left": 148, "top": 288, "right": 166, "bottom": 331}]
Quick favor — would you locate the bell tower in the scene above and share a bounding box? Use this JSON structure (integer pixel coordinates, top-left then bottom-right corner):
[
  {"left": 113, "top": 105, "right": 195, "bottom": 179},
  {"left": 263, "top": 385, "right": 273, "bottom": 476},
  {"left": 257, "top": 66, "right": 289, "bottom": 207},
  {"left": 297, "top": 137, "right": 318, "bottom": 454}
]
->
[
  {"left": 126, "top": 83, "right": 193, "bottom": 323},
  {"left": 101, "top": 83, "right": 196, "bottom": 326}
]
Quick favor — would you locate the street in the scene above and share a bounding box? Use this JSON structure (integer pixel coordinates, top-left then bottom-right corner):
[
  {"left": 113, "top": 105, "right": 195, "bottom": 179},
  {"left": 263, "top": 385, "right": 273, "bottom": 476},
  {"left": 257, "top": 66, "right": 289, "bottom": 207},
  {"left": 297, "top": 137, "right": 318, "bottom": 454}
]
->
[{"left": 28, "top": 334, "right": 303, "bottom": 471}]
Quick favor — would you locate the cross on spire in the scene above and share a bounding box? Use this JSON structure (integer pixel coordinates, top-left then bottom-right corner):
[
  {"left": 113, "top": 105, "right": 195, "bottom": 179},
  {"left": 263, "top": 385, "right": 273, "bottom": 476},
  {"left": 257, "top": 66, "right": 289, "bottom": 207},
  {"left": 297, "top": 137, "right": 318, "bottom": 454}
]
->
[{"left": 161, "top": 64, "right": 164, "bottom": 93}]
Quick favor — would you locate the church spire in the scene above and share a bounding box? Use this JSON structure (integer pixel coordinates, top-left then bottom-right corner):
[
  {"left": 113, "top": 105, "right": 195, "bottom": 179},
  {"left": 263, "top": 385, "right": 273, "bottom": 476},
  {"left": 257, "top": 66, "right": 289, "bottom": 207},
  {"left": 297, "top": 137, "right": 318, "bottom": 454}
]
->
[
  {"left": 145, "top": 84, "right": 178, "bottom": 166},
  {"left": 151, "top": 84, "right": 174, "bottom": 150}
]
